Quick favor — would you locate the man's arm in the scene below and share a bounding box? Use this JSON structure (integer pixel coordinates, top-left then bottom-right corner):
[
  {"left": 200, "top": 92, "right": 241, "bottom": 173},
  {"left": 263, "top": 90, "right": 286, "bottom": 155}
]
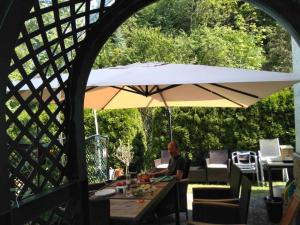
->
[{"left": 149, "top": 169, "right": 168, "bottom": 177}]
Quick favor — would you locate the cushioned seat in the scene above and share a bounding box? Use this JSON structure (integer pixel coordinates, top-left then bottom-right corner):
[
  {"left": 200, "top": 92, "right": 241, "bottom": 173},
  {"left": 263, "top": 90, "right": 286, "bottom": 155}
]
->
[
  {"left": 193, "top": 163, "right": 242, "bottom": 200},
  {"left": 206, "top": 164, "right": 227, "bottom": 169}
]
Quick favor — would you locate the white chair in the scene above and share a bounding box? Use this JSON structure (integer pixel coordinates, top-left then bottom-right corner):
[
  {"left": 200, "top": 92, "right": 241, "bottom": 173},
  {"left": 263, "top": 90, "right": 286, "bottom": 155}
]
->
[
  {"left": 231, "top": 151, "right": 260, "bottom": 184},
  {"left": 258, "top": 138, "right": 289, "bottom": 184}
]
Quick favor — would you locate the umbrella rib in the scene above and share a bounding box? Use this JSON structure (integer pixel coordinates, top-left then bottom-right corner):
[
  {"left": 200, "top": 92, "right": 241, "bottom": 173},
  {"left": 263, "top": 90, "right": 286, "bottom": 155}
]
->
[
  {"left": 194, "top": 84, "right": 245, "bottom": 108},
  {"left": 149, "top": 84, "right": 181, "bottom": 95},
  {"left": 102, "top": 88, "right": 123, "bottom": 109},
  {"left": 156, "top": 85, "right": 169, "bottom": 108},
  {"left": 127, "top": 85, "right": 147, "bottom": 96},
  {"left": 138, "top": 85, "right": 145, "bottom": 93},
  {"left": 210, "top": 83, "right": 260, "bottom": 99},
  {"left": 149, "top": 85, "right": 157, "bottom": 94},
  {"left": 111, "top": 86, "right": 145, "bottom": 96}
]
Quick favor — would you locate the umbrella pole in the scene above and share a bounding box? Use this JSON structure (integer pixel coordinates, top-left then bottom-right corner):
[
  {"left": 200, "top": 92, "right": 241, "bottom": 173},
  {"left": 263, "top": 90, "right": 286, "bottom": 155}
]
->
[
  {"left": 93, "top": 109, "right": 99, "bottom": 135},
  {"left": 168, "top": 107, "right": 173, "bottom": 141}
]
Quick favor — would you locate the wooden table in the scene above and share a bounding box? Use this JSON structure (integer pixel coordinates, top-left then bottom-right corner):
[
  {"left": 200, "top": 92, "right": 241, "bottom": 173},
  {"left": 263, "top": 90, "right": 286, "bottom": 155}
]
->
[
  {"left": 92, "top": 180, "right": 180, "bottom": 225},
  {"left": 265, "top": 161, "right": 293, "bottom": 198}
]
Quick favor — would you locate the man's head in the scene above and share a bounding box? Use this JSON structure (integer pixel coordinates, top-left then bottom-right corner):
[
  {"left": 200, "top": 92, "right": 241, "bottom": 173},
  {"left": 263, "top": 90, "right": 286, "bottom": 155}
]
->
[{"left": 168, "top": 141, "right": 179, "bottom": 157}]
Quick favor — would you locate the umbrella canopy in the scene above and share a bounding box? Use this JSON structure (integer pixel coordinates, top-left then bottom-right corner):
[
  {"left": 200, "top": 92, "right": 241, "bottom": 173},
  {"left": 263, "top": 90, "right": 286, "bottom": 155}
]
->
[
  {"left": 11, "top": 62, "right": 300, "bottom": 141},
  {"left": 84, "top": 62, "right": 300, "bottom": 109},
  {"left": 12, "top": 62, "right": 300, "bottom": 108}
]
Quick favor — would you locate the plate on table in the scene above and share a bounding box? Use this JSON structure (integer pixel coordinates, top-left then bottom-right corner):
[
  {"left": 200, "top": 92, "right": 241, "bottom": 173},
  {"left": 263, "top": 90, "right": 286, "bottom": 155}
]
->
[{"left": 95, "top": 188, "right": 116, "bottom": 197}]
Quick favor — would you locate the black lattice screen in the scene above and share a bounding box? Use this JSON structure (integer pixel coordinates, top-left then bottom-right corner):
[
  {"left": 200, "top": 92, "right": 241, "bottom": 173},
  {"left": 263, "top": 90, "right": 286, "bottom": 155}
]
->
[
  {"left": 27, "top": 200, "right": 77, "bottom": 225},
  {"left": 5, "top": 0, "right": 114, "bottom": 224}
]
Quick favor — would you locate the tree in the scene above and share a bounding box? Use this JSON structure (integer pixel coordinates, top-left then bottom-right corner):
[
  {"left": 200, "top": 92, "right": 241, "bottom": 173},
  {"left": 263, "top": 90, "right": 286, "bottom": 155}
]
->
[
  {"left": 262, "top": 25, "right": 292, "bottom": 72},
  {"left": 190, "top": 26, "right": 265, "bottom": 69},
  {"left": 136, "top": 0, "right": 196, "bottom": 34}
]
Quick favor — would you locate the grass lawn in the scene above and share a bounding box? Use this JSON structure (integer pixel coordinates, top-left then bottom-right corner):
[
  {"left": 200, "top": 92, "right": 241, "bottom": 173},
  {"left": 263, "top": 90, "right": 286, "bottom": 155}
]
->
[{"left": 188, "top": 182, "right": 286, "bottom": 193}]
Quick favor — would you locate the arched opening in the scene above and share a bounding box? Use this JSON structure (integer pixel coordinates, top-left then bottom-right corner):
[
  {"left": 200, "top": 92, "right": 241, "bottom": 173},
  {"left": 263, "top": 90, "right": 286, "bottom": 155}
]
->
[{"left": 1, "top": 0, "right": 300, "bottom": 224}]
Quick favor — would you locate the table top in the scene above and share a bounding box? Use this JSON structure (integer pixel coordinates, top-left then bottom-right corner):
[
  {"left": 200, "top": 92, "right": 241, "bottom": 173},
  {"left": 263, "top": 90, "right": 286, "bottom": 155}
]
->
[
  {"left": 90, "top": 179, "right": 176, "bottom": 222},
  {"left": 110, "top": 199, "right": 151, "bottom": 221},
  {"left": 109, "top": 181, "right": 169, "bottom": 200}
]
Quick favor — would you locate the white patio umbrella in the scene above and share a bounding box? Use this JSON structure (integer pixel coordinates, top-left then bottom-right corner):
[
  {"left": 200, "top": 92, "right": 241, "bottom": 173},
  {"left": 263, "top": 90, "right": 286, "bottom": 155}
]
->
[
  {"left": 13, "top": 62, "right": 300, "bottom": 139},
  {"left": 84, "top": 62, "right": 300, "bottom": 109},
  {"left": 82, "top": 62, "right": 300, "bottom": 139}
]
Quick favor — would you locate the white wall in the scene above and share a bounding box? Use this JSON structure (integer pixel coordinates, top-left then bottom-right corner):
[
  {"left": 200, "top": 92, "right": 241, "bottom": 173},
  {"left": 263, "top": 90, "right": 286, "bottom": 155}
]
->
[
  {"left": 292, "top": 38, "right": 300, "bottom": 154},
  {"left": 292, "top": 38, "right": 300, "bottom": 199}
]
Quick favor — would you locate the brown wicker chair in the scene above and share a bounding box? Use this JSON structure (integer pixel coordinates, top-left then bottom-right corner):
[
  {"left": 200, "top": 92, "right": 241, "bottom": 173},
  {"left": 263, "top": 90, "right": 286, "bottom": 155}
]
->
[
  {"left": 192, "top": 176, "right": 252, "bottom": 224},
  {"left": 193, "top": 163, "right": 242, "bottom": 201},
  {"left": 206, "top": 150, "right": 229, "bottom": 183}
]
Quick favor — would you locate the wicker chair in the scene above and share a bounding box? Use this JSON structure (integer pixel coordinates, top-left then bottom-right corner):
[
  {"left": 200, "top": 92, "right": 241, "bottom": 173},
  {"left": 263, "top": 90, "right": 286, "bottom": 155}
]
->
[
  {"left": 192, "top": 176, "right": 252, "bottom": 224},
  {"left": 206, "top": 150, "right": 229, "bottom": 183},
  {"left": 154, "top": 150, "right": 170, "bottom": 169},
  {"left": 89, "top": 196, "right": 110, "bottom": 225},
  {"left": 193, "top": 163, "right": 242, "bottom": 201}
]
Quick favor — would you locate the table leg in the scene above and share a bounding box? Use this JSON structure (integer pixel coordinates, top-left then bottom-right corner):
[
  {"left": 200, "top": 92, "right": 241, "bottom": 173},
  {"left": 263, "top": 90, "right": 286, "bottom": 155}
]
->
[{"left": 267, "top": 166, "right": 274, "bottom": 198}]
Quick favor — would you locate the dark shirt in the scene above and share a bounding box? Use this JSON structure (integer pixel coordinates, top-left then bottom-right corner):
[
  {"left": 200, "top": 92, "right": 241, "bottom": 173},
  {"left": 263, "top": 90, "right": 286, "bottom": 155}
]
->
[{"left": 167, "top": 155, "right": 185, "bottom": 176}]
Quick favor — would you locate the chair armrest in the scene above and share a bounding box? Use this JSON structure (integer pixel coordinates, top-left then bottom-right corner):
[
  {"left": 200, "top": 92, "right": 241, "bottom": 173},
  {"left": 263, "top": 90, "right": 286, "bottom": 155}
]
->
[
  {"left": 227, "top": 159, "right": 231, "bottom": 170},
  {"left": 193, "top": 198, "right": 240, "bottom": 204},
  {"left": 205, "top": 158, "right": 210, "bottom": 166},
  {"left": 192, "top": 201, "right": 240, "bottom": 224},
  {"left": 179, "top": 178, "right": 189, "bottom": 183},
  {"left": 187, "top": 220, "right": 245, "bottom": 225},
  {"left": 193, "top": 187, "right": 232, "bottom": 199}
]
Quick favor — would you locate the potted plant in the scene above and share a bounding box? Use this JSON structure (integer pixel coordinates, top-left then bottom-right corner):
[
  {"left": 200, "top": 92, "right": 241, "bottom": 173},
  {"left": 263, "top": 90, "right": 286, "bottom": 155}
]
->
[{"left": 115, "top": 140, "right": 133, "bottom": 175}]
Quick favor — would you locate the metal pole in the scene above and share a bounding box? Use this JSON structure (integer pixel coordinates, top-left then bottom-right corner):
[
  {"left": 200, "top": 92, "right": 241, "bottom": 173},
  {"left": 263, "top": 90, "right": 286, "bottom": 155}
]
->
[
  {"left": 93, "top": 109, "right": 99, "bottom": 135},
  {"left": 168, "top": 107, "right": 172, "bottom": 141}
]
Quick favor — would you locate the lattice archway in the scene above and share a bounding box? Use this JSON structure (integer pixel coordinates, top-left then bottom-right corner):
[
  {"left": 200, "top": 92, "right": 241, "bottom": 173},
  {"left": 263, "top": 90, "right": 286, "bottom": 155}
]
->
[
  {"left": 1, "top": 0, "right": 300, "bottom": 225},
  {"left": 1, "top": 0, "right": 115, "bottom": 224}
]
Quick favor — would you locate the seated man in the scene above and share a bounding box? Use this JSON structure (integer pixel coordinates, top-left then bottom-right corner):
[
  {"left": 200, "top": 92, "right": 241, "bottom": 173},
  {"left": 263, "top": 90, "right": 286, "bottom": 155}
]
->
[{"left": 150, "top": 141, "right": 185, "bottom": 180}]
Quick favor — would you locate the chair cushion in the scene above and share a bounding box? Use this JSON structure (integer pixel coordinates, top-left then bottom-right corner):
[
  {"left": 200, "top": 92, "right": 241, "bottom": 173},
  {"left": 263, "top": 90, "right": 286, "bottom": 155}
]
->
[{"left": 207, "top": 164, "right": 227, "bottom": 169}]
